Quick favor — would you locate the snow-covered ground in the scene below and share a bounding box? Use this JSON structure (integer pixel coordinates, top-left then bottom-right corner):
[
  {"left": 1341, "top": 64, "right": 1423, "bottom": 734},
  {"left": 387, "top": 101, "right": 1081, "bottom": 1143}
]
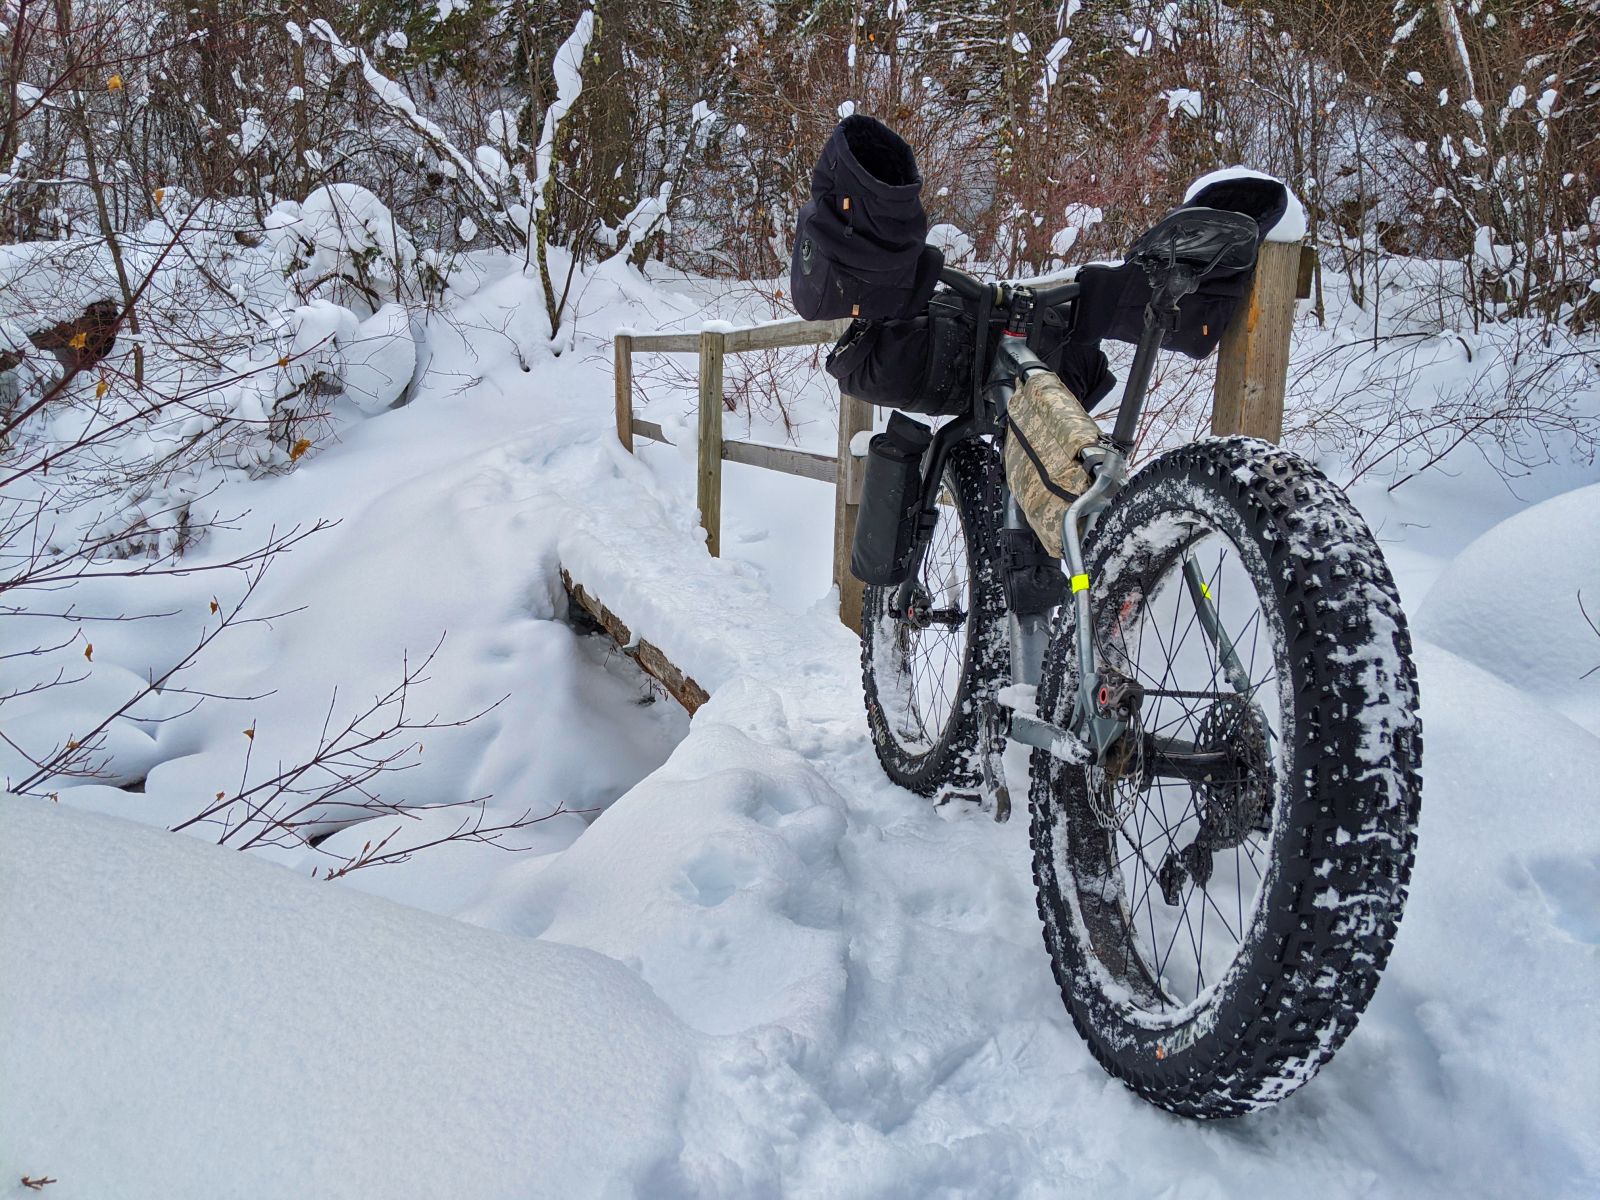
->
[{"left": 3, "top": 252, "right": 1598, "bottom": 1197}]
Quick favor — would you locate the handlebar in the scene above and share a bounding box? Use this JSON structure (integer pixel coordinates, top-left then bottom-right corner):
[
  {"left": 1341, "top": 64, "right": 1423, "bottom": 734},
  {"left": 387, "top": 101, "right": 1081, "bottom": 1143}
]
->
[
  {"left": 938, "top": 264, "right": 988, "bottom": 301},
  {"left": 938, "top": 264, "right": 1081, "bottom": 312},
  {"left": 1031, "top": 277, "right": 1083, "bottom": 308}
]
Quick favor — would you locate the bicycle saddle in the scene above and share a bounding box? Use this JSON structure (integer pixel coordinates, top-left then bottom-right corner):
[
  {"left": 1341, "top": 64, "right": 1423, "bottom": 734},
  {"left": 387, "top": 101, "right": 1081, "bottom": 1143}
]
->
[{"left": 1127, "top": 206, "right": 1259, "bottom": 286}]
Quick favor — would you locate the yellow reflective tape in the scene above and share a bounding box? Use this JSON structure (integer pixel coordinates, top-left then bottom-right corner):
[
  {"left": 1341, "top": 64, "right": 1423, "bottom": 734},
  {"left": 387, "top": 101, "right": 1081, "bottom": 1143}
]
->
[
  {"left": 1071, "top": 573, "right": 1090, "bottom": 593},
  {"left": 1199, "top": 580, "right": 1212, "bottom": 600}
]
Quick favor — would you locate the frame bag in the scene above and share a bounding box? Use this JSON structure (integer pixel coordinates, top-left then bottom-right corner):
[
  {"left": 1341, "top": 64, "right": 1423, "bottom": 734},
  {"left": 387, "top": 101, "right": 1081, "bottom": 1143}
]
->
[{"left": 1003, "top": 370, "right": 1104, "bottom": 557}]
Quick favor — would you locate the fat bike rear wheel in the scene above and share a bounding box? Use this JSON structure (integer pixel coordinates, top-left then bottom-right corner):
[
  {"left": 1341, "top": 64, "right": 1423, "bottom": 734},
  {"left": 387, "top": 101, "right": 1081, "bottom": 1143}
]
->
[
  {"left": 861, "top": 435, "right": 1008, "bottom": 800},
  {"left": 1029, "top": 437, "right": 1422, "bottom": 1118}
]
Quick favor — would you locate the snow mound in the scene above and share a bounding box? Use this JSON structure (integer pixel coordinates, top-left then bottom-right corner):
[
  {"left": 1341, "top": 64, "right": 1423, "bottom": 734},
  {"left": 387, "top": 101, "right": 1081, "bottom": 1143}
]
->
[
  {"left": 1385, "top": 645, "right": 1600, "bottom": 1194},
  {"left": 267, "top": 183, "right": 417, "bottom": 309},
  {"left": 1415, "top": 482, "right": 1600, "bottom": 731},
  {"left": 470, "top": 677, "right": 852, "bottom": 1047},
  {"left": 343, "top": 301, "right": 419, "bottom": 412},
  {"left": 0, "top": 794, "right": 699, "bottom": 1199}
]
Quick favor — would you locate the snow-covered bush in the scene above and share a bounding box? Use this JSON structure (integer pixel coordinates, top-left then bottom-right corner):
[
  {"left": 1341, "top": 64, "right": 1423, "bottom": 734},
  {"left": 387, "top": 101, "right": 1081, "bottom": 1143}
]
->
[
  {"left": 268, "top": 185, "right": 421, "bottom": 314},
  {"left": 0, "top": 178, "right": 429, "bottom": 583}
]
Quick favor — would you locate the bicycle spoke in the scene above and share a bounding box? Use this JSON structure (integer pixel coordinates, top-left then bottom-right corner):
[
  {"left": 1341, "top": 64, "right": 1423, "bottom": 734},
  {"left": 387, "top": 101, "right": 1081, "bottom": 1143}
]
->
[
  {"left": 1062, "top": 521, "right": 1287, "bottom": 1011},
  {"left": 875, "top": 469, "right": 971, "bottom": 757}
]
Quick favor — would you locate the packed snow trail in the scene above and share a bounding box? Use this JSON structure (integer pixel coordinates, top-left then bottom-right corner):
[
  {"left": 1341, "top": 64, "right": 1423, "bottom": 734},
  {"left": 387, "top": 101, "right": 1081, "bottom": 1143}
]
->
[
  {"left": 465, "top": 424, "right": 1600, "bottom": 1196},
  {"left": 6, "top": 389, "right": 1596, "bottom": 1196}
]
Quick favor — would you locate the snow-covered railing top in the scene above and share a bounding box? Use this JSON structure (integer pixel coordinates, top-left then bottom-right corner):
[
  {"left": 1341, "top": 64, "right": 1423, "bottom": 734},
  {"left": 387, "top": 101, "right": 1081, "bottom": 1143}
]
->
[{"left": 614, "top": 316, "right": 851, "bottom": 357}]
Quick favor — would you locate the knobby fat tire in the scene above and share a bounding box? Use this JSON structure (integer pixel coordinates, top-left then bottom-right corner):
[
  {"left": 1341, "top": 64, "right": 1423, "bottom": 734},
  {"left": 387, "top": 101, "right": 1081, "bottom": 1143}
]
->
[{"left": 1029, "top": 437, "right": 1423, "bottom": 1117}]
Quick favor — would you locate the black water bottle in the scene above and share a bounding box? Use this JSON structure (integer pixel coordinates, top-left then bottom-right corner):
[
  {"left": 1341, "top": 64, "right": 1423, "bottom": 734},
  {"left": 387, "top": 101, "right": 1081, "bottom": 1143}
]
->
[{"left": 851, "top": 412, "right": 934, "bottom": 586}]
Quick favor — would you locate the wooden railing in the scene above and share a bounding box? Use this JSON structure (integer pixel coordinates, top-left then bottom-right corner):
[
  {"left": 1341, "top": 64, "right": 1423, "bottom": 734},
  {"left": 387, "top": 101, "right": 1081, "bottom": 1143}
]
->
[
  {"left": 614, "top": 316, "right": 877, "bottom": 630},
  {"left": 612, "top": 242, "right": 1310, "bottom": 636}
]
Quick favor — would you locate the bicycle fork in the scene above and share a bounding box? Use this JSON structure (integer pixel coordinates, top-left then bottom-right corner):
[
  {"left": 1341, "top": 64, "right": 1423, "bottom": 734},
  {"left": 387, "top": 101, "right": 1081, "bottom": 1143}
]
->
[{"left": 985, "top": 284, "right": 1273, "bottom": 809}]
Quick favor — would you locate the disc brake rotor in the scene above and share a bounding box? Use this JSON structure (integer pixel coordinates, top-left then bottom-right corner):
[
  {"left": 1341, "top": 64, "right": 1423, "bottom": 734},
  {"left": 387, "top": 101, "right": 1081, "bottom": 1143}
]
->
[
  {"left": 1192, "top": 695, "right": 1273, "bottom": 847},
  {"left": 1157, "top": 694, "right": 1274, "bottom": 905}
]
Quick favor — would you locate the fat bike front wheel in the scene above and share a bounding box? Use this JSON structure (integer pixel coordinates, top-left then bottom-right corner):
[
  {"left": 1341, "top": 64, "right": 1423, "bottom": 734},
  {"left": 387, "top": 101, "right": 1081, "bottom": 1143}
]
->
[
  {"left": 1029, "top": 438, "right": 1422, "bottom": 1118},
  {"left": 861, "top": 435, "right": 1008, "bottom": 800}
]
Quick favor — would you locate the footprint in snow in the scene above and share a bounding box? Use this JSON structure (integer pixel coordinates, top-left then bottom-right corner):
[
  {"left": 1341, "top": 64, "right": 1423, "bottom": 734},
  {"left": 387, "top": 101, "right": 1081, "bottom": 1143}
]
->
[{"left": 677, "top": 848, "right": 758, "bottom": 908}]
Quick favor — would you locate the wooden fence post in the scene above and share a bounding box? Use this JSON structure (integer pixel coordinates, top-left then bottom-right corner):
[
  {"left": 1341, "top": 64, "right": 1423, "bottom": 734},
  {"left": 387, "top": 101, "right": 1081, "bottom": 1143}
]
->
[
  {"left": 832, "top": 392, "right": 872, "bottom": 633},
  {"left": 1211, "top": 239, "right": 1303, "bottom": 443},
  {"left": 697, "top": 330, "right": 725, "bottom": 557},
  {"left": 613, "top": 333, "right": 634, "bottom": 452}
]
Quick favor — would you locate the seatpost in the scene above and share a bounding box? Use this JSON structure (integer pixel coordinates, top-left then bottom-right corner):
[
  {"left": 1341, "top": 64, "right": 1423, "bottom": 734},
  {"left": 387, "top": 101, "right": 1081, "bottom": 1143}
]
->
[{"left": 1109, "top": 274, "right": 1189, "bottom": 451}]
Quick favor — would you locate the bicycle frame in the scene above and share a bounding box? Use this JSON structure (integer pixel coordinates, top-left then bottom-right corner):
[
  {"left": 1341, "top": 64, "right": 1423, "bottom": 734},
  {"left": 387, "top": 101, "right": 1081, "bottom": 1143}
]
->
[
  {"left": 922, "top": 267, "right": 1258, "bottom": 779},
  {"left": 990, "top": 332, "right": 1135, "bottom": 766}
]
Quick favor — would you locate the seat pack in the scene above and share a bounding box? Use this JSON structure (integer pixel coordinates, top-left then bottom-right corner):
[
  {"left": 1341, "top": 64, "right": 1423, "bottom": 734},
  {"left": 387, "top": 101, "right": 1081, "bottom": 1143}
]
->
[{"left": 1066, "top": 175, "right": 1289, "bottom": 359}]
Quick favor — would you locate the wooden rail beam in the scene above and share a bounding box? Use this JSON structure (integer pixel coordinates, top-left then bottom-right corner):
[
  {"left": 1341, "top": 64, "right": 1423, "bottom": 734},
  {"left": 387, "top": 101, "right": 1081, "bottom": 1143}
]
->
[
  {"left": 722, "top": 318, "right": 851, "bottom": 353},
  {"left": 629, "top": 332, "right": 702, "bottom": 353},
  {"left": 562, "top": 570, "right": 709, "bottom": 714},
  {"left": 632, "top": 418, "right": 672, "bottom": 446},
  {"left": 721, "top": 439, "right": 836, "bottom": 483}
]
